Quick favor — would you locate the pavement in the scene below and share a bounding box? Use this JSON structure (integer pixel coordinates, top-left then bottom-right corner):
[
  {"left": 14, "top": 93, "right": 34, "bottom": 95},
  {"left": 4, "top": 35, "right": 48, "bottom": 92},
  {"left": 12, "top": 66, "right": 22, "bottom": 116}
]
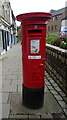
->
[{"left": 0, "top": 43, "right": 67, "bottom": 119}]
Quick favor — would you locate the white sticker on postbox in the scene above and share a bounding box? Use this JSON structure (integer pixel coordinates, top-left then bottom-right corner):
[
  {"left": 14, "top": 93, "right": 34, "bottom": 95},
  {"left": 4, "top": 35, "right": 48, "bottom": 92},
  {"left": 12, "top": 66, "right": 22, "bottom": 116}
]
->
[{"left": 28, "top": 56, "right": 41, "bottom": 59}]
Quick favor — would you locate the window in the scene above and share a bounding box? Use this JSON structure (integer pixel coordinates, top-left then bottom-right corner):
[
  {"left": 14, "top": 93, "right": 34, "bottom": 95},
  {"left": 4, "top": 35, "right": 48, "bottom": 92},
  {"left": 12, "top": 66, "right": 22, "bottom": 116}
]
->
[
  {"left": 55, "top": 25, "right": 57, "bottom": 30},
  {"left": 52, "top": 17, "right": 54, "bottom": 21},
  {"left": 48, "top": 26, "right": 50, "bottom": 31},
  {"left": 2, "top": 5, "right": 5, "bottom": 18},
  {"left": 51, "top": 26, "right": 53, "bottom": 30},
  {"left": 5, "top": 10, "right": 7, "bottom": 19},
  {"left": 6, "top": 10, "right": 7, "bottom": 16},
  {"left": 0, "top": 31, "right": 3, "bottom": 50},
  {"left": 53, "top": 17, "right": 54, "bottom": 21},
  {"left": 55, "top": 16, "right": 58, "bottom": 20}
]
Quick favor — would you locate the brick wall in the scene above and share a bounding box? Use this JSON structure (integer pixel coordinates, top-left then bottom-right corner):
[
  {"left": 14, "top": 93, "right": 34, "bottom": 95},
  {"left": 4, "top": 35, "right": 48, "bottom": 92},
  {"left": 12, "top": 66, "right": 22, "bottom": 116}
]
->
[{"left": 46, "top": 44, "right": 67, "bottom": 94}]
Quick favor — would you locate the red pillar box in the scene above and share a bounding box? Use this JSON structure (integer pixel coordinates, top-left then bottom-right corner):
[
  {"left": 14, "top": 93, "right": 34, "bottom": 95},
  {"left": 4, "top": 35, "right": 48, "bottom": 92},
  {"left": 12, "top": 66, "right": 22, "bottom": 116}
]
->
[{"left": 16, "top": 12, "right": 52, "bottom": 109}]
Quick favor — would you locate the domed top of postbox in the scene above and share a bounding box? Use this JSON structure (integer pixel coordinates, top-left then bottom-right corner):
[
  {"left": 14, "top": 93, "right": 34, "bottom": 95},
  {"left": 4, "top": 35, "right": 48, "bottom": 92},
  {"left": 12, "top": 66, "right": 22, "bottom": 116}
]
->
[{"left": 16, "top": 12, "right": 52, "bottom": 25}]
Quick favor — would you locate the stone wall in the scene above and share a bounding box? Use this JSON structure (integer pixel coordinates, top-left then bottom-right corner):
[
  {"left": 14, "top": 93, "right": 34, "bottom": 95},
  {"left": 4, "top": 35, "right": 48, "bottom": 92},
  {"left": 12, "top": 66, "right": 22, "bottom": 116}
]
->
[{"left": 46, "top": 44, "right": 67, "bottom": 94}]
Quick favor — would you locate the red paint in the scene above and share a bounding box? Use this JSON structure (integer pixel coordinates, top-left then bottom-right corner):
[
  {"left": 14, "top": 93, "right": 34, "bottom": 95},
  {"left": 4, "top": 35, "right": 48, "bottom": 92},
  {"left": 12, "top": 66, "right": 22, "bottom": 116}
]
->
[{"left": 16, "top": 12, "right": 52, "bottom": 89}]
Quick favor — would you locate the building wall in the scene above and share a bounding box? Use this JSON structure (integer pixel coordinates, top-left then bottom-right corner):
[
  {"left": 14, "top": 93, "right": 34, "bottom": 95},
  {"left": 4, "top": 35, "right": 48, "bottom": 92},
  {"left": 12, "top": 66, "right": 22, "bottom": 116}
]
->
[
  {"left": 47, "top": 14, "right": 62, "bottom": 33},
  {"left": 0, "top": 0, "right": 17, "bottom": 55},
  {"left": 47, "top": 8, "right": 67, "bottom": 34},
  {"left": 0, "top": 0, "right": 11, "bottom": 54},
  {"left": 0, "top": 0, "right": 10, "bottom": 24}
]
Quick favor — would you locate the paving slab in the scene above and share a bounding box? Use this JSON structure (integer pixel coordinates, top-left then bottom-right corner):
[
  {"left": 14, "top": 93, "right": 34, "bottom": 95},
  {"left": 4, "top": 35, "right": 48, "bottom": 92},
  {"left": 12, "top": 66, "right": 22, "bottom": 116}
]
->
[
  {"left": 2, "top": 84, "right": 17, "bottom": 93},
  {"left": 47, "top": 85, "right": 54, "bottom": 90},
  {"left": 52, "top": 83, "right": 58, "bottom": 87},
  {"left": 49, "top": 79, "right": 55, "bottom": 84},
  {"left": 44, "top": 85, "right": 49, "bottom": 93},
  {"left": 9, "top": 92, "right": 62, "bottom": 115},
  {"left": 41, "top": 114, "right": 53, "bottom": 119},
  {"left": 54, "top": 94, "right": 63, "bottom": 101},
  {"left": 45, "top": 81, "right": 51, "bottom": 86},
  {"left": 2, "top": 79, "right": 12, "bottom": 85},
  {"left": 2, "top": 104, "right": 10, "bottom": 118},
  {"left": 51, "top": 112, "right": 65, "bottom": 118},
  {"left": 29, "top": 115, "right": 40, "bottom": 119},
  {"left": 58, "top": 101, "right": 66, "bottom": 108},
  {"left": 59, "top": 91, "right": 66, "bottom": 97},
  {"left": 63, "top": 96, "right": 67, "bottom": 103},
  {"left": 50, "top": 90, "right": 58, "bottom": 95},
  {"left": 9, "top": 114, "right": 29, "bottom": 119},
  {"left": 63, "top": 109, "right": 67, "bottom": 116},
  {"left": 17, "top": 85, "right": 22, "bottom": 92},
  {"left": 2, "top": 75, "right": 7, "bottom": 80},
  {"left": 0, "top": 93, "right": 2, "bottom": 104},
  {"left": 5, "top": 74, "right": 18, "bottom": 80},
  {"left": 2, "top": 93, "right": 9, "bottom": 104},
  {"left": 0, "top": 104, "right": 2, "bottom": 119},
  {"left": 55, "top": 87, "right": 62, "bottom": 92}
]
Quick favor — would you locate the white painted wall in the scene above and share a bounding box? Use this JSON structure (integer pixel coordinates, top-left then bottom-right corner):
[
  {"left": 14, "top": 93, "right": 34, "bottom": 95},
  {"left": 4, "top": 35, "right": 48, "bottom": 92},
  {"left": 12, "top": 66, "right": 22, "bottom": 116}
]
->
[{"left": 61, "top": 19, "right": 67, "bottom": 35}]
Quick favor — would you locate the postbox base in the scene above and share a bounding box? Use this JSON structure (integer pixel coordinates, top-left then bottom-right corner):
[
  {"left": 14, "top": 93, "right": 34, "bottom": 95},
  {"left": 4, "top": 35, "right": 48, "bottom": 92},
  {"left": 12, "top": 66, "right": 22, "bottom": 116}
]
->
[{"left": 22, "top": 85, "right": 44, "bottom": 109}]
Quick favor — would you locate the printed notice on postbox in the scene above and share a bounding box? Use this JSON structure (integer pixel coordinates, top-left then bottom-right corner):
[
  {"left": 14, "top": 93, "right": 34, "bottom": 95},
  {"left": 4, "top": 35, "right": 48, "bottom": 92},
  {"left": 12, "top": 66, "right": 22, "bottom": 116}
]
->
[{"left": 31, "top": 39, "right": 40, "bottom": 53}]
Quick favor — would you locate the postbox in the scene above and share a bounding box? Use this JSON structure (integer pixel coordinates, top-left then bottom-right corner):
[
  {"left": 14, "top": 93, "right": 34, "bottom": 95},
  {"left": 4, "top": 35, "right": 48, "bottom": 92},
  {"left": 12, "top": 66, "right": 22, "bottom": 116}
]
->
[{"left": 16, "top": 12, "right": 52, "bottom": 109}]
